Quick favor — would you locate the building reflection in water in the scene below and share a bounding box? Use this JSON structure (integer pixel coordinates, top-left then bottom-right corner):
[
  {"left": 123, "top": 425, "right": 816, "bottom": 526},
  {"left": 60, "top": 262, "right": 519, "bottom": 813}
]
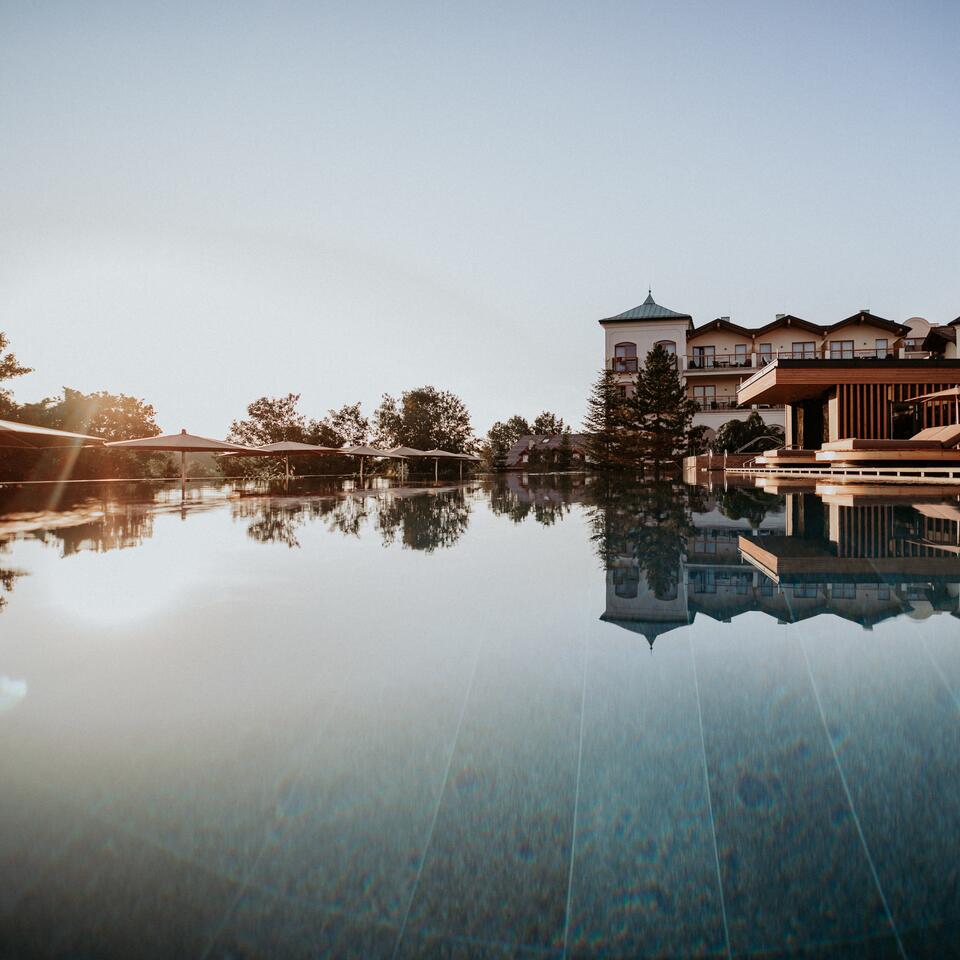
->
[{"left": 596, "top": 480, "right": 960, "bottom": 645}]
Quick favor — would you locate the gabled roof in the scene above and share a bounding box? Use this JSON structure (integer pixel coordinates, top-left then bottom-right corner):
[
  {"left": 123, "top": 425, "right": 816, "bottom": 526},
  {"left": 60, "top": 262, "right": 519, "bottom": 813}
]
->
[
  {"left": 822, "top": 310, "right": 910, "bottom": 336},
  {"left": 599, "top": 291, "right": 693, "bottom": 324},
  {"left": 687, "top": 317, "right": 754, "bottom": 341},
  {"left": 752, "top": 314, "right": 823, "bottom": 337},
  {"left": 948, "top": 316, "right": 960, "bottom": 327},
  {"left": 505, "top": 433, "right": 588, "bottom": 467}
]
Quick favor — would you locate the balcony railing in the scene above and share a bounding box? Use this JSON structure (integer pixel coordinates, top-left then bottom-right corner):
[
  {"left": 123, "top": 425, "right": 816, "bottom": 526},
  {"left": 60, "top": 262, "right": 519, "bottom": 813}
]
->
[
  {"left": 692, "top": 399, "right": 744, "bottom": 411},
  {"left": 611, "top": 357, "right": 638, "bottom": 373},
  {"left": 686, "top": 355, "right": 753, "bottom": 370},
  {"left": 692, "top": 399, "right": 785, "bottom": 412}
]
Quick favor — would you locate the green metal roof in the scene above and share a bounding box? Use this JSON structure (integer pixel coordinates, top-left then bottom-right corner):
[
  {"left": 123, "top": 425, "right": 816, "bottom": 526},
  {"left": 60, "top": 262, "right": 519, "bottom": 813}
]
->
[{"left": 599, "top": 290, "right": 692, "bottom": 323}]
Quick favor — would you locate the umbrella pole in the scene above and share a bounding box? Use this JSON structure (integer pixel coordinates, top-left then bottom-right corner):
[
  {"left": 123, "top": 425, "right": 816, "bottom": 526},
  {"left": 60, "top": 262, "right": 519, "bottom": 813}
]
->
[
  {"left": 360, "top": 456, "right": 364, "bottom": 485},
  {"left": 434, "top": 458, "right": 438, "bottom": 483},
  {"left": 285, "top": 455, "right": 290, "bottom": 481},
  {"left": 180, "top": 450, "right": 186, "bottom": 500},
  {"left": 459, "top": 460, "right": 463, "bottom": 482}
]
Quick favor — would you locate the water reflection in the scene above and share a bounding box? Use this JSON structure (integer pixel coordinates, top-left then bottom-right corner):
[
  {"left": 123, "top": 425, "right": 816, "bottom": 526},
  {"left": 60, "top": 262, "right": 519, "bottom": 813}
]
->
[
  {"left": 0, "top": 476, "right": 959, "bottom": 956},
  {"left": 593, "top": 481, "right": 960, "bottom": 644},
  {"left": 231, "top": 485, "right": 474, "bottom": 553}
]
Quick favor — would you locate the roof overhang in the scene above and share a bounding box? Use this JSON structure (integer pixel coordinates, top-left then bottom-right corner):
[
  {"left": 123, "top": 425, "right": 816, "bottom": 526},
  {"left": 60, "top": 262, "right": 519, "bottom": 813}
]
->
[{"left": 737, "top": 359, "right": 960, "bottom": 406}]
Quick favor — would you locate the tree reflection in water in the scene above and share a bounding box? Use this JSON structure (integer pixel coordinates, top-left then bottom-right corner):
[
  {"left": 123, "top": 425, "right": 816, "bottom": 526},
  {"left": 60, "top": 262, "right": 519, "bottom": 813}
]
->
[
  {"left": 587, "top": 479, "right": 705, "bottom": 602},
  {"left": 488, "top": 473, "right": 584, "bottom": 526},
  {"left": 233, "top": 488, "right": 471, "bottom": 553},
  {"left": 376, "top": 489, "right": 471, "bottom": 552}
]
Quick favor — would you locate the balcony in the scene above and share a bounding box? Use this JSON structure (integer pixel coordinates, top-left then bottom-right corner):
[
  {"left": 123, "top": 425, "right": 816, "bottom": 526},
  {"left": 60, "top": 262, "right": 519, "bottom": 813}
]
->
[
  {"left": 691, "top": 398, "right": 744, "bottom": 412},
  {"left": 691, "top": 399, "right": 784, "bottom": 412},
  {"left": 686, "top": 355, "right": 754, "bottom": 372},
  {"left": 610, "top": 357, "right": 638, "bottom": 373}
]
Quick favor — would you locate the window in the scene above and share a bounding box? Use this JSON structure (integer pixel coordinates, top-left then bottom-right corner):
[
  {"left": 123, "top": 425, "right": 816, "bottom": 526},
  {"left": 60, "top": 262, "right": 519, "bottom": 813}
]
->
[
  {"left": 691, "top": 570, "right": 717, "bottom": 594},
  {"left": 616, "top": 385, "right": 627, "bottom": 399},
  {"left": 792, "top": 341, "right": 816, "bottom": 359},
  {"left": 613, "top": 342, "right": 637, "bottom": 373},
  {"left": 875, "top": 338, "right": 888, "bottom": 358},
  {"left": 792, "top": 583, "right": 819, "bottom": 598},
  {"left": 758, "top": 343, "right": 773, "bottom": 365},
  {"left": 692, "top": 385, "right": 716, "bottom": 409},
  {"left": 654, "top": 340, "right": 676, "bottom": 355},
  {"left": 734, "top": 343, "right": 749, "bottom": 366},
  {"left": 877, "top": 583, "right": 891, "bottom": 600},
  {"left": 832, "top": 582, "right": 856, "bottom": 599},
  {"left": 692, "top": 345, "right": 715, "bottom": 368},
  {"left": 760, "top": 578, "right": 775, "bottom": 596},
  {"left": 831, "top": 340, "right": 854, "bottom": 359},
  {"left": 613, "top": 567, "right": 640, "bottom": 599}
]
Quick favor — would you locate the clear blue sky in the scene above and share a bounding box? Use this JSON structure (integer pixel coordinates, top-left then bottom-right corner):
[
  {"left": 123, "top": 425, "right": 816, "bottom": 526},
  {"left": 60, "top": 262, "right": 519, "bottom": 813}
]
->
[{"left": 1, "top": 1, "right": 958, "bottom": 436}]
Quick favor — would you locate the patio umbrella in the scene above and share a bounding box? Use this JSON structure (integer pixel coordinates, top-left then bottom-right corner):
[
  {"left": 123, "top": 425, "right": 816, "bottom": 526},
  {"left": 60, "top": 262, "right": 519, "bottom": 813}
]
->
[
  {"left": 245, "top": 441, "right": 341, "bottom": 480},
  {"left": 422, "top": 448, "right": 461, "bottom": 482},
  {"left": 0, "top": 418, "right": 104, "bottom": 449},
  {"left": 105, "top": 429, "right": 254, "bottom": 490},
  {"left": 454, "top": 451, "right": 481, "bottom": 480},
  {"left": 913, "top": 386, "right": 960, "bottom": 423},
  {"left": 343, "top": 444, "right": 392, "bottom": 482},
  {"left": 386, "top": 446, "right": 428, "bottom": 482}
]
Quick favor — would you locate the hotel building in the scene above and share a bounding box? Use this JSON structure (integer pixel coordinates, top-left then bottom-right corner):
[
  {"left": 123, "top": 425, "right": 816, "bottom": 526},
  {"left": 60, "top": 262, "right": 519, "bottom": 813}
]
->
[{"left": 599, "top": 292, "right": 954, "bottom": 439}]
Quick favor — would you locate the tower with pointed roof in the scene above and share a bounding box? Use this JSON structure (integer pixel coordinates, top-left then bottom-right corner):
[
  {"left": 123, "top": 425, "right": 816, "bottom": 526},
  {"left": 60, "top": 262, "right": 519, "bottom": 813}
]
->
[{"left": 599, "top": 290, "right": 693, "bottom": 400}]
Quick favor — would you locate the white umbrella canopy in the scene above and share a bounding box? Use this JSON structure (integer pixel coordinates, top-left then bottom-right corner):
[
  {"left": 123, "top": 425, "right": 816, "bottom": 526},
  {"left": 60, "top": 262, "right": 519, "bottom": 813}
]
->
[
  {"left": 386, "top": 446, "right": 428, "bottom": 457},
  {"left": 105, "top": 429, "right": 254, "bottom": 453},
  {"left": 0, "top": 418, "right": 104, "bottom": 449},
  {"left": 343, "top": 444, "right": 392, "bottom": 457},
  {"left": 106, "top": 429, "right": 255, "bottom": 489},
  {"left": 255, "top": 441, "right": 341, "bottom": 454},
  {"left": 234, "top": 440, "right": 343, "bottom": 479}
]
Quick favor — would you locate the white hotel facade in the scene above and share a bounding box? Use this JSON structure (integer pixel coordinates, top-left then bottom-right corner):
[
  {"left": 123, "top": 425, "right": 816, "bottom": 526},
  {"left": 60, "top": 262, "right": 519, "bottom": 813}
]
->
[{"left": 599, "top": 291, "right": 949, "bottom": 438}]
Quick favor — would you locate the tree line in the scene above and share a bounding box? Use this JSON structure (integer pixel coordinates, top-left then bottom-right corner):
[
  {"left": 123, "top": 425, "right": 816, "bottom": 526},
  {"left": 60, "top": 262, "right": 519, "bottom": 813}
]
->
[{"left": 0, "top": 330, "right": 479, "bottom": 480}]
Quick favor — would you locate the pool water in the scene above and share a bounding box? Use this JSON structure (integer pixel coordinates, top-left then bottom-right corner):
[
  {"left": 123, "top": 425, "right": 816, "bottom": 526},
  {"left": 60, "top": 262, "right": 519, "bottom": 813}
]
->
[{"left": 0, "top": 476, "right": 957, "bottom": 959}]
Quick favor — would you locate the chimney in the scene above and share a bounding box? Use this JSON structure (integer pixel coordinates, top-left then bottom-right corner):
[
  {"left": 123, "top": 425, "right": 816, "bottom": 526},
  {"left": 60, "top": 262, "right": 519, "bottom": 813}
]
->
[
  {"left": 775, "top": 313, "right": 786, "bottom": 320},
  {"left": 720, "top": 316, "right": 730, "bottom": 322}
]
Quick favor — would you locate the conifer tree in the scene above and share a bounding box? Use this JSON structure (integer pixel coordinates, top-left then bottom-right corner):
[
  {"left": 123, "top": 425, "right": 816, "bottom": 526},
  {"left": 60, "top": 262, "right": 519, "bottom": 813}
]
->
[
  {"left": 583, "top": 369, "right": 627, "bottom": 468},
  {"left": 633, "top": 343, "right": 698, "bottom": 478}
]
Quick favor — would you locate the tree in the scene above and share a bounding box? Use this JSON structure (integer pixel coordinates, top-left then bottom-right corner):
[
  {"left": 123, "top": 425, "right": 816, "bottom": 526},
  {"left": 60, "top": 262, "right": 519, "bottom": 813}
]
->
[
  {"left": 531, "top": 411, "right": 564, "bottom": 435},
  {"left": 0, "top": 332, "right": 32, "bottom": 418},
  {"left": 373, "top": 386, "right": 473, "bottom": 453},
  {"left": 711, "top": 412, "right": 785, "bottom": 454},
  {"left": 323, "top": 402, "right": 368, "bottom": 446},
  {"left": 228, "top": 393, "right": 315, "bottom": 446},
  {"left": 15, "top": 388, "right": 168, "bottom": 479},
  {"left": 484, "top": 415, "right": 531, "bottom": 470},
  {"left": 633, "top": 344, "right": 699, "bottom": 479},
  {"left": 583, "top": 369, "right": 627, "bottom": 469}
]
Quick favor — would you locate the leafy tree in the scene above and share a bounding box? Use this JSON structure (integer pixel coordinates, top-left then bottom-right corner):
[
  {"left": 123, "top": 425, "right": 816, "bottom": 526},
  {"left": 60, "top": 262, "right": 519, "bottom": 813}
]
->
[
  {"left": 323, "top": 402, "right": 368, "bottom": 446},
  {"left": 484, "top": 415, "right": 532, "bottom": 470},
  {"left": 583, "top": 369, "right": 628, "bottom": 469},
  {"left": 632, "top": 344, "right": 698, "bottom": 478},
  {"left": 228, "top": 393, "right": 317, "bottom": 446},
  {"left": 0, "top": 332, "right": 31, "bottom": 418},
  {"left": 531, "top": 411, "right": 565, "bottom": 435},
  {"left": 373, "top": 386, "right": 473, "bottom": 453},
  {"left": 711, "top": 412, "right": 785, "bottom": 454},
  {"left": 14, "top": 388, "right": 169, "bottom": 480}
]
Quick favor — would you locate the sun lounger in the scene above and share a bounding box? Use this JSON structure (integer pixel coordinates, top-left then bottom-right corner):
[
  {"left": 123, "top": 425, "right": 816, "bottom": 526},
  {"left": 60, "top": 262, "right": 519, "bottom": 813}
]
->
[{"left": 821, "top": 423, "right": 960, "bottom": 453}]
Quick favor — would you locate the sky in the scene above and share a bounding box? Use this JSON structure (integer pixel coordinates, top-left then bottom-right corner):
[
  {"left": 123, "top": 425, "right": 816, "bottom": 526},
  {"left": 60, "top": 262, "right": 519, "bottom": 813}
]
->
[{"left": 1, "top": 0, "right": 958, "bottom": 437}]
